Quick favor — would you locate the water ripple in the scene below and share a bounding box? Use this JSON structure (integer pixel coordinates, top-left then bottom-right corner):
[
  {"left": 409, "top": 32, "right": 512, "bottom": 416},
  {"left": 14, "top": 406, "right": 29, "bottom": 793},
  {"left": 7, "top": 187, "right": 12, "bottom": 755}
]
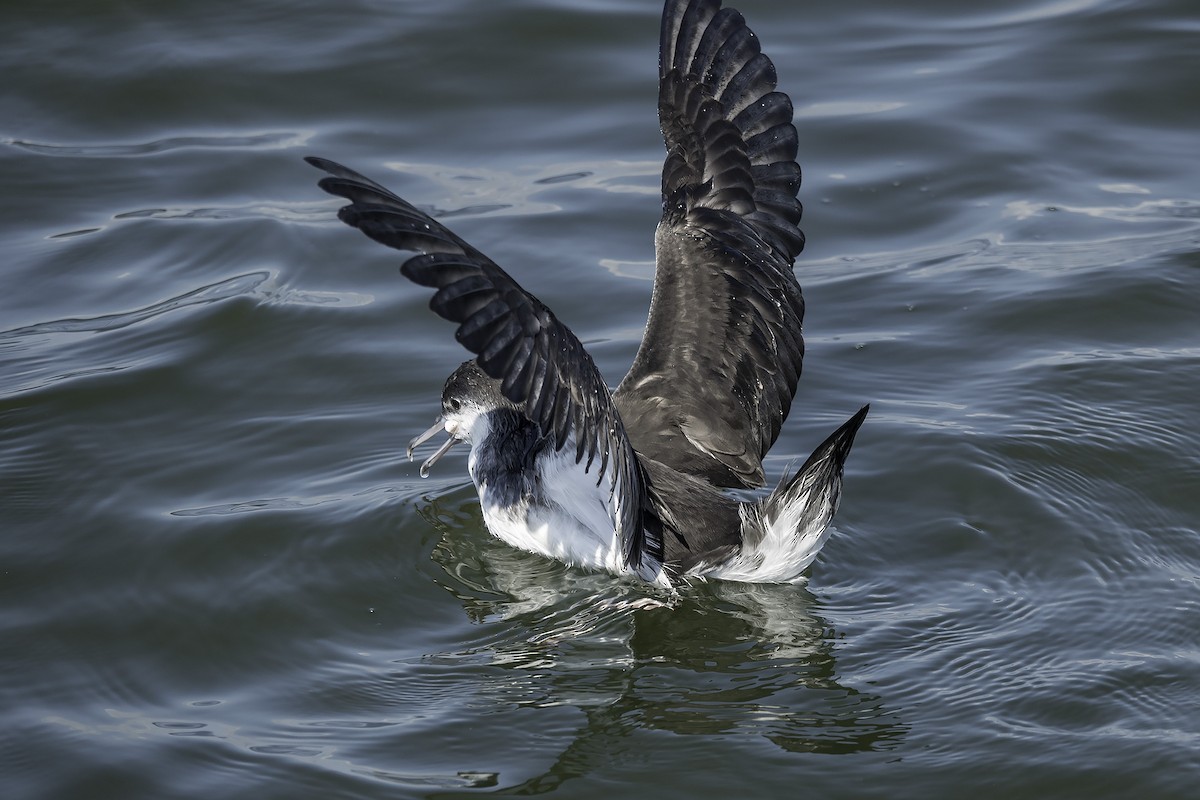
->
[
  {"left": 6, "top": 131, "right": 309, "bottom": 158},
  {"left": 2, "top": 271, "right": 269, "bottom": 339}
]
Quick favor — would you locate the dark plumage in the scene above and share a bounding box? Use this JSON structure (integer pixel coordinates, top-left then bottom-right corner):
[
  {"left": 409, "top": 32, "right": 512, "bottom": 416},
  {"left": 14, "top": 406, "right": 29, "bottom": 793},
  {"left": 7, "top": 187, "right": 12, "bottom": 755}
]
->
[
  {"left": 308, "top": 0, "right": 869, "bottom": 586},
  {"left": 617, "top": 0, "right": 807, "bottom": 491}
]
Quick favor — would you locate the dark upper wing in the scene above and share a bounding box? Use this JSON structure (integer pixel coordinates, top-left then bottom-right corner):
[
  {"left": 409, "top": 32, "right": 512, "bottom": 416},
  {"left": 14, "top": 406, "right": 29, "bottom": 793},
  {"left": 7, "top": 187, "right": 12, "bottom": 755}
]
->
[
  {"left": 613, "top": 0, "right": 806, "bottom": 490},
  {"left": 306, "top": 156, "right": 661, "bottom": 574}
]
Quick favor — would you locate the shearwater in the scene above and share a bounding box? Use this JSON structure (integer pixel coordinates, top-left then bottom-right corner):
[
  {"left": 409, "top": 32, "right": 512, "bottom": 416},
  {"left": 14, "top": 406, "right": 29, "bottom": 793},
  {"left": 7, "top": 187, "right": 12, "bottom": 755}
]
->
[{"left": 309, "top": 0, "right": 869, "bottom": 588}]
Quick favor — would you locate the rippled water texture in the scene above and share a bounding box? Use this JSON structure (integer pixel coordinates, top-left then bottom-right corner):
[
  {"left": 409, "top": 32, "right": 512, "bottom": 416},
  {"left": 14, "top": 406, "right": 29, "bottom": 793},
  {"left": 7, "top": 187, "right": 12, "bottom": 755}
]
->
[{"left": 3, "top": 0, "right": 1199, "bottom": 797}]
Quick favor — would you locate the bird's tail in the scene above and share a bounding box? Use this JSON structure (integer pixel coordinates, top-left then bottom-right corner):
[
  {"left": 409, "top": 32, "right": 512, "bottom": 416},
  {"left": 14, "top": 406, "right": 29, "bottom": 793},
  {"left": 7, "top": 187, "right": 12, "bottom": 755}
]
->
[{"left": 710, "top": 405, "right": 869, "bottom": 583}]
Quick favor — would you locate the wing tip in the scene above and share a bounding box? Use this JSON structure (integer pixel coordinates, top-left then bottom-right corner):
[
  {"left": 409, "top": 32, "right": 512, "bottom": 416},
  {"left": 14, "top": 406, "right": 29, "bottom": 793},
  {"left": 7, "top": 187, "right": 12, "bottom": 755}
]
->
[{"left": 657, "top": 0, "right": 805, "bottom": 263}]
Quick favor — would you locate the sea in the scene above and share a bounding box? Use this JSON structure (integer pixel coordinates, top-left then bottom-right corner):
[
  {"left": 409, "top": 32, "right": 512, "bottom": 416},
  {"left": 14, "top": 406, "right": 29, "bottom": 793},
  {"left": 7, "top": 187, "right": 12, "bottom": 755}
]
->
[{"left": 2, "top": 0, "right": 1198, "bottom": 797}]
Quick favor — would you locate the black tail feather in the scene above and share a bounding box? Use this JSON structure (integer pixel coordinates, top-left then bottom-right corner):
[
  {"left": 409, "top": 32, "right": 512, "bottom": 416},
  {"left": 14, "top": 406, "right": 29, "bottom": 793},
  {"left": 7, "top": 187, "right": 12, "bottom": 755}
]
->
[{"left": 765, "top": 404, "right": 869, "bottom": 531}]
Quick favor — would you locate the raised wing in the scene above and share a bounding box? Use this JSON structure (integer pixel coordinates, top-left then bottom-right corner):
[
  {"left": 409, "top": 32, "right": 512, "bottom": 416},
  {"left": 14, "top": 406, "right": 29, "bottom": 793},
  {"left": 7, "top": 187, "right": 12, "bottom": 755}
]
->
[
  {"left": 306, "top": 157, "right": 661, "bottom": 574},
  {"left": 614, "top": 0, "right": 806, "bottom": 489}
]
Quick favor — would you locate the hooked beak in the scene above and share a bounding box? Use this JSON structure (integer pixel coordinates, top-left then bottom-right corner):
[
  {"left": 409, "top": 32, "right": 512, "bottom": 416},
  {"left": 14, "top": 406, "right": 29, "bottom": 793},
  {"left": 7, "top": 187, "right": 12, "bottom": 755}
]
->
[{"left": 407, "top": 417, "right": 461, "bottom": 478}]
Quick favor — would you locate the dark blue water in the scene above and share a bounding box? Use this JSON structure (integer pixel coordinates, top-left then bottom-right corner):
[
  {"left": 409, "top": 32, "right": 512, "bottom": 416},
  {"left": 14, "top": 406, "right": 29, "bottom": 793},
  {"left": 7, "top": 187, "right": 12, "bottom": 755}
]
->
[{"left": 3, "top": 1, "right": 1198, "bottom": 797}]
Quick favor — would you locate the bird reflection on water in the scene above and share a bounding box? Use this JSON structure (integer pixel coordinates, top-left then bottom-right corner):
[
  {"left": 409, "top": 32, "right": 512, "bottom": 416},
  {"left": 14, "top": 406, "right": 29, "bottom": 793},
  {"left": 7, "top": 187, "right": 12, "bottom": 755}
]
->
[{"left": 416, "top": 494, "right": 905, "bottom": 789}]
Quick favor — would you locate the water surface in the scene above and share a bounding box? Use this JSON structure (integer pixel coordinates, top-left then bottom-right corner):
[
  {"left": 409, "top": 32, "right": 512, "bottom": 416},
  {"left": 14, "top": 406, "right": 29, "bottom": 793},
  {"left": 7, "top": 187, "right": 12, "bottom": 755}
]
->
[{"left": 3, "top": 0, "right": 1199, "bottom": 797}]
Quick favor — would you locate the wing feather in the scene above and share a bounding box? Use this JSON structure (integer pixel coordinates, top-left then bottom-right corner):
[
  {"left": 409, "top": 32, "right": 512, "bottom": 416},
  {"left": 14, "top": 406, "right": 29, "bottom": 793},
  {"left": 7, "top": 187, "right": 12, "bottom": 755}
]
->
[
  {"left": 614, "top": 0, "right": 806, "bottom": 489},
  {"left": 307, "top": 156, "right": 661, "bottom": 573}
]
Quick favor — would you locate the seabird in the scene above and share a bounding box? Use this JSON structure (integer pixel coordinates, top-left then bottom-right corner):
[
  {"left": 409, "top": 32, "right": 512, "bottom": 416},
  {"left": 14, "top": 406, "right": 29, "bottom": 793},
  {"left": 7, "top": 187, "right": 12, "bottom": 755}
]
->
[{"left": 308, "top": 0, "right": 869, "bottom": 588}]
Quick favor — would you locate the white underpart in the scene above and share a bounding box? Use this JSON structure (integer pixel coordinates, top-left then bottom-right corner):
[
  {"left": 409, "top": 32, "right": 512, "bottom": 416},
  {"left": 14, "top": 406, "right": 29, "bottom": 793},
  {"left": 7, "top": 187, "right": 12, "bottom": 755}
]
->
[
  {"left": 474, "top": 446, "right": 623, "bottom": 573},
  {"left": 449, "top": 407, "right": 669, "bottom": 588},
  {"left": 700, "top": 469, "right": 840, "bottom": 584}
]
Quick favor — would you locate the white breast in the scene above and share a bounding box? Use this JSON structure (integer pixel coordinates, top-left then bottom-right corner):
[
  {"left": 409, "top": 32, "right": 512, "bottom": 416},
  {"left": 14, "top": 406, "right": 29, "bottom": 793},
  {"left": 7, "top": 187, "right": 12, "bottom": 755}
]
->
[{"left": 470, "top": 444, "right": 632, "bottom": 577}]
